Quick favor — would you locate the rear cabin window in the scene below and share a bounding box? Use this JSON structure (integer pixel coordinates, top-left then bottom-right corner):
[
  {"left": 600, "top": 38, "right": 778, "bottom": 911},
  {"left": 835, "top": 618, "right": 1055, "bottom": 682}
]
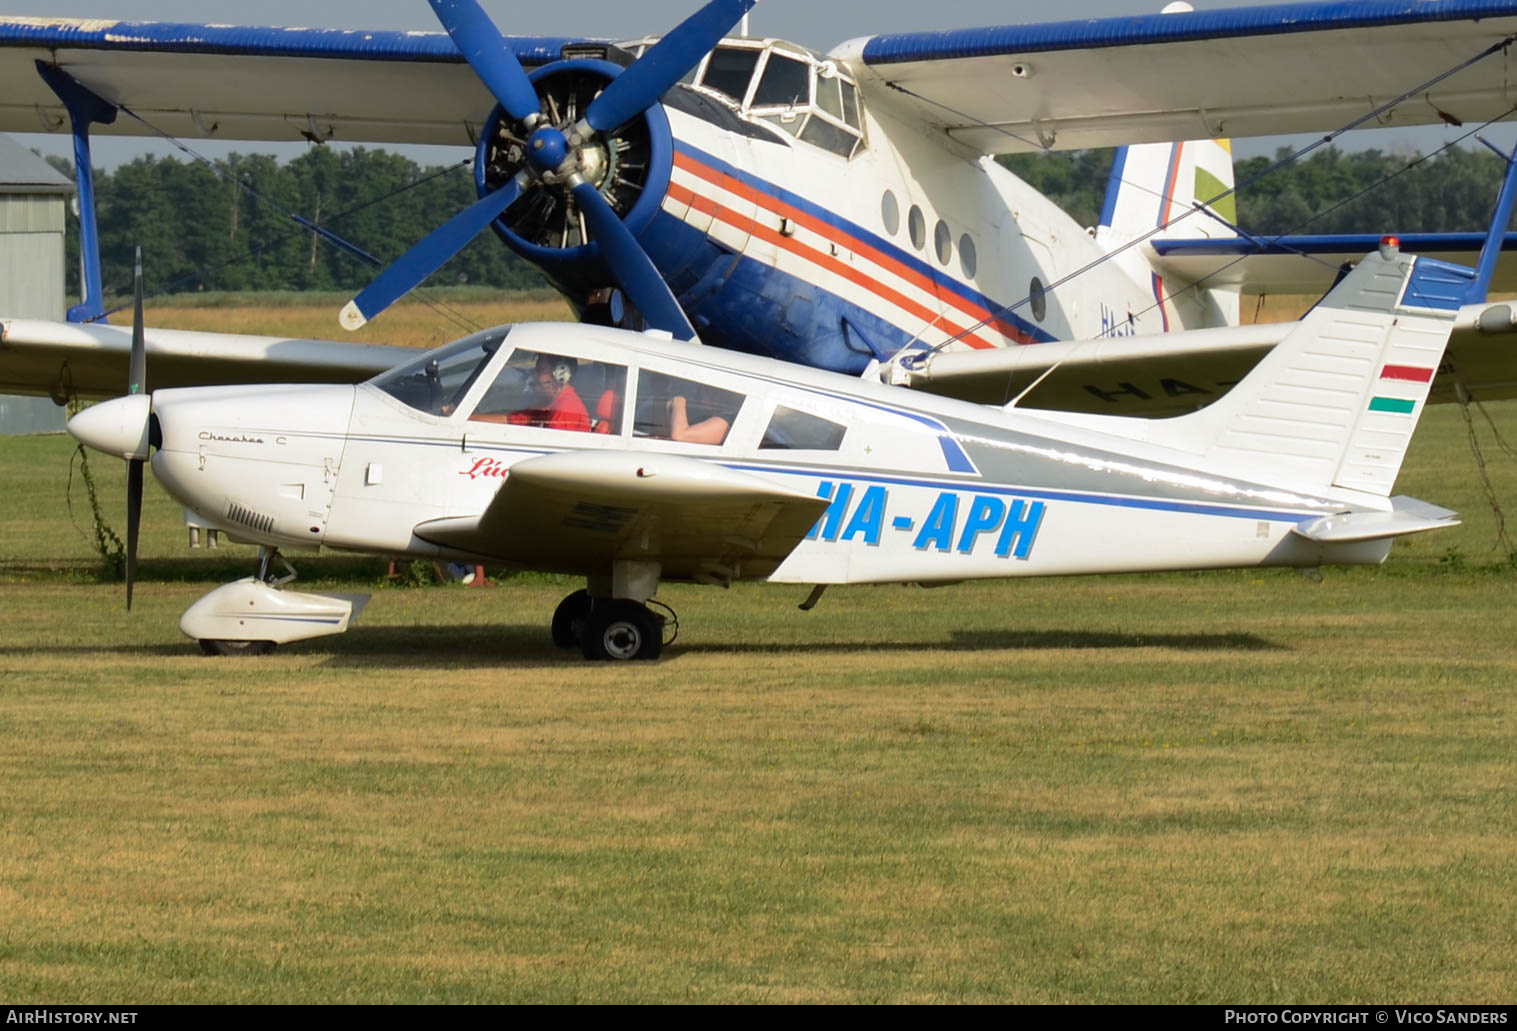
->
[
  {"left": 469, "top": 349, "right": 627, "bottom": 436},
  {"left": 760, "top": 406, "right": 846, "bottom": 451},
  {"left": 633, "top": 371, "right": 745, "bottom": 446}
]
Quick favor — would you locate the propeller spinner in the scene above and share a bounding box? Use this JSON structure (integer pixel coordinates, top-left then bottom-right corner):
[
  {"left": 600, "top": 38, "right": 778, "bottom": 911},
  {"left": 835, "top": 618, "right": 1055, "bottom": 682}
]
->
[{"left": 340, "top": 0, "right": 758, "bottom": 339}]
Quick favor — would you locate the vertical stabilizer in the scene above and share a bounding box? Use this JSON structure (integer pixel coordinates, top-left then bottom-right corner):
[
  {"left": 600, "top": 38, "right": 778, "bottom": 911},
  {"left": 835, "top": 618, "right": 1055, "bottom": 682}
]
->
[
  {"left": 1149, "top": 250, "right": 1466, "bottom": 497},
  {"left": 1095, "top": 139, "right": 1240, "bottom": 329}
]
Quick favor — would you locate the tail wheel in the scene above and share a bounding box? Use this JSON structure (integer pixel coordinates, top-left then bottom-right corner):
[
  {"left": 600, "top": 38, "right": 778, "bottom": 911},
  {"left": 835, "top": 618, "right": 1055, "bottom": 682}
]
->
[{"left": 580, "top": 599, "right": 663, "bottom": 661}]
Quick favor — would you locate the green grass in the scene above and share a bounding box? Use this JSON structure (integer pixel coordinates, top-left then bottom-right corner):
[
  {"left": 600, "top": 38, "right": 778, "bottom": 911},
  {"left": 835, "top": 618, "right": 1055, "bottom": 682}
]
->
[{"left": 1, "top": 399, "right": 1516, "bottom": 1002}]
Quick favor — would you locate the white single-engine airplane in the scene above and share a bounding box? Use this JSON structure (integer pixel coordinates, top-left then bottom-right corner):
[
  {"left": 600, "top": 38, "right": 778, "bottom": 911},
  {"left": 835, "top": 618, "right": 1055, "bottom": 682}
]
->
[
  {"left": 8, "top": 0, "right": 1517, "bottom": 415},
  {"left": 68, "top": 236, "right": 1480, "bottom": 659}
]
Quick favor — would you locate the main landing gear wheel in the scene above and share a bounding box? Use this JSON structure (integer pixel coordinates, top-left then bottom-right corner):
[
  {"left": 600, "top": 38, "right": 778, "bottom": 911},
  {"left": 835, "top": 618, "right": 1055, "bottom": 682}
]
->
[
  {"left": 551, "top": 589, "right": 592, "bottom": 649},
  {"left": 580, "top": 599, "right": 664, "bottom": 662},
  {"left": 198, "top": 639, "right": 277, "bottom": 657}
]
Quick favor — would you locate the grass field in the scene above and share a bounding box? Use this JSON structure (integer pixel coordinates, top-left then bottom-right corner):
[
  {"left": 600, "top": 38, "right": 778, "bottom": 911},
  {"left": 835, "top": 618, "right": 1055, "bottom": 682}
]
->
[{"left": 2, "top": 298, "right": 1516, "bottom": 1002}]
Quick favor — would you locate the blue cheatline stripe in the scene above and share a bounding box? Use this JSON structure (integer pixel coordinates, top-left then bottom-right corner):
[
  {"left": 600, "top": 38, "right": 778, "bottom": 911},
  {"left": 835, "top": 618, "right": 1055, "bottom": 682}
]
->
[
  {"left": 1098, "top": 145, "right": 1129, "bottom": 230},
  {"left": 860, "top": 0, "right": 1517, "bottom": 65},
  {"left": 0, "top": 18, "right": 578, "bottom": 63},
  {"left": 722, "top": 461, "right": 1328, "bottom": 524},
  {"left": 672, "top": 141, "right": 1058, "bottom": 345},
  {"left": 289, "top": 425, "right": 1319, "bottom": 524},
  {"left": 1152, "top": 232, "right": 1517, "bottom": 257}
]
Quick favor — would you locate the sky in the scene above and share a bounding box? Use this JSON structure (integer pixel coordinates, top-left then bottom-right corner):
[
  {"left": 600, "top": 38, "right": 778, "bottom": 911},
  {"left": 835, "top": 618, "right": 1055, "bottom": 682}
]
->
[{"left": 11, "top": 0, "right": 1478, "bottom": 168}]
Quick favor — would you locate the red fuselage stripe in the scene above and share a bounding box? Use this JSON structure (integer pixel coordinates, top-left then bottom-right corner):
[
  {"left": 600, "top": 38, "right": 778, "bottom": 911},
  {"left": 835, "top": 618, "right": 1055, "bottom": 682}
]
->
[{"left": 671, "top": 151, "right": 1034, "bottom": 348}]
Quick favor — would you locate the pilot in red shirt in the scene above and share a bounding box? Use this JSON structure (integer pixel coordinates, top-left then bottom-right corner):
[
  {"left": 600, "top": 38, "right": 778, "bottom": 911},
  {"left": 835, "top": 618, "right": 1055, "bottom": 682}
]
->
[{"left": 508, "top": 355, "right": 590, "bottom": 432}]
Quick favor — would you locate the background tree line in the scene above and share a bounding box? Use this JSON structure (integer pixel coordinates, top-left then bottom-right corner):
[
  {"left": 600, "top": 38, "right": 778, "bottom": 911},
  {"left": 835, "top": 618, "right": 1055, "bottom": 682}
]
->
[
  {"left": 47, "top": 146, "right": 543, "bottom": 300},
  {"left": 1003, "top": 143, "right": 1510, "bottom": 236},
  {"left": 44, "top": 141, "right": 1515, "bottom": 300}
]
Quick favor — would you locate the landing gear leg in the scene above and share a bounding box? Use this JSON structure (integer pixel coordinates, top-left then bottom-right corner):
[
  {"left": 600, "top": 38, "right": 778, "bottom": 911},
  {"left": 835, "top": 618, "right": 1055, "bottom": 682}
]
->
[{"left": 559, "top": 561, "right": 667, "bottom": 661}]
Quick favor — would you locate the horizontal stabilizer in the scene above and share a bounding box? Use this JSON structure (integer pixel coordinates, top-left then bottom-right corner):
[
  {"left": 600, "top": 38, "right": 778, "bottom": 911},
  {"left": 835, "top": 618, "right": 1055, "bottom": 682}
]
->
[{"left": 1293, "top": 495, "right": 1460, "bottom": 542}]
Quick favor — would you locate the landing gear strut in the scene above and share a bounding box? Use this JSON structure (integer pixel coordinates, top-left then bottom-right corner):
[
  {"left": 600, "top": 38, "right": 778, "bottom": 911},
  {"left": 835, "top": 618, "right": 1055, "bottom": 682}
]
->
[{"left": 181, "top": 547, "right": 370, "bottom": 656}]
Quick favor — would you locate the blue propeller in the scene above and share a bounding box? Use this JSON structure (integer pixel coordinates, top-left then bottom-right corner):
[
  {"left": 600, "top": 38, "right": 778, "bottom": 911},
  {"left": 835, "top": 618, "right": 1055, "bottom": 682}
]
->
[
  {"left": 342, "top": 0, "right": 757, "bottom": 339},
  {"left": 341, "top": 172, "right": 526, "bottom": 330},
  {"left": 581, "top": 0, "right": 757, "bottom": 136},
  {"left": 428, "top": 0, "right": 543, "bottom": 126}
]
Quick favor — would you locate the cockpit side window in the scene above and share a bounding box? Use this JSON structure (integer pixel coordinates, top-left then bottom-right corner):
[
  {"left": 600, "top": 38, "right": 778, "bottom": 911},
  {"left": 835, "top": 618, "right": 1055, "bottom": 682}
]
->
[
  {"left": 468, "top": 349, "right": 628, "bottom": 436},
  {"left": 751, "top": 52, "right": 810, "bottom": 108},
  {"left": 633, "top": 371, "right": 745, "bottom": 446}
]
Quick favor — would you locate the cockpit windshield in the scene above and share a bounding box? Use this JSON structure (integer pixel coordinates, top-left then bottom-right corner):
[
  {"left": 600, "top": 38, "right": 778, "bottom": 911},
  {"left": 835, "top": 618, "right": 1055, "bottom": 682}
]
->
[
  {"left": 368, "top": 326, "right": 512, "bottom": 416},
  {"left": 623, "top": 38, "right": 866, "bottom": 159}
]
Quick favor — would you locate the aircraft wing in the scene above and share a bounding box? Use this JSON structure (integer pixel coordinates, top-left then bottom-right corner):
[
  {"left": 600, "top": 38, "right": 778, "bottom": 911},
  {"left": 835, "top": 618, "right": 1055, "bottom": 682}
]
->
[
  {"left": 1151, "top": 233, "right": 1517, "bottom": 294},
  {"left": 890, "top": 300, "right": 1517, "bottom": 415},
  {"left": 835, "top": 0, "right": 1517, "bottom": 154},
  {"left": 0, "top": 19, "right": 585, "bottom": 146},
  {"left": 0, "top": 317, "right": 415, "bottom": 401},
  {"left": 413, "top": 450, "right": 830, "bottom": 583}
]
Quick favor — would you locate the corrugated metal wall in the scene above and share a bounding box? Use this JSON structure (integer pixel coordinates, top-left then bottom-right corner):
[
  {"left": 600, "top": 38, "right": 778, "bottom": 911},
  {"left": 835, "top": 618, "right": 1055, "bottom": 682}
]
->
[{"left": 0, "top": 192, "right": 67, "bottom": 434}]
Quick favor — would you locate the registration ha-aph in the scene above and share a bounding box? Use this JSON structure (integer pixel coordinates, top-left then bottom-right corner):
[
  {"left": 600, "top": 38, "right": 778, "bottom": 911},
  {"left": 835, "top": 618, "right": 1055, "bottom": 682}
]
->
[{"left": 70, "top": 239, "right": 1480, "bottom": 659}]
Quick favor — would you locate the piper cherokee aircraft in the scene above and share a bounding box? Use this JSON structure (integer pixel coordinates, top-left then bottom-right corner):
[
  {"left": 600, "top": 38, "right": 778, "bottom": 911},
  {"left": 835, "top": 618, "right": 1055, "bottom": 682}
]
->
[
  {"left": 8, "top": 0, "right": 1517, "bottom": 415},
  {"left": 65, "top": 237, "right": 1481, "bottom": 659}
]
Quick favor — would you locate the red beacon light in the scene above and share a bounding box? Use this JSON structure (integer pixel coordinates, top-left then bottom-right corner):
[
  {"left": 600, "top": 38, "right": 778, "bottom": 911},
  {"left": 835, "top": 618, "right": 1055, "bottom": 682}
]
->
[{"left": 1379, "top": 235, "right": 1401, "bottom": 259}]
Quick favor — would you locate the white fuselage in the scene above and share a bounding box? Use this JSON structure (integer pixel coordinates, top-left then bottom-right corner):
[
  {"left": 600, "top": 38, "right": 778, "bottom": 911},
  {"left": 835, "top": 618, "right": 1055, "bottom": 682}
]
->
[{"left": 144, "top": 322, "right": 1390, "bottom": 587}]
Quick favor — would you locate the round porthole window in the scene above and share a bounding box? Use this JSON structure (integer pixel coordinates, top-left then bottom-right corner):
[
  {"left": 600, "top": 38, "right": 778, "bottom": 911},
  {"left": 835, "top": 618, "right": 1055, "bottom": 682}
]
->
[
  {"left": 881, "top": 191, "right": 900, "bottom": 236},
  {"left": 1029, "top": 277, "right": 1048, "bottom": 322},
  {"left": 908, "top": 205, "right": 926, "bottom": 251},
  {"left": 959, "top": 234, "right": 977, "bottom": 278},
  {"left": 934, "top": 220, "right": 952, "bottom": 266}
]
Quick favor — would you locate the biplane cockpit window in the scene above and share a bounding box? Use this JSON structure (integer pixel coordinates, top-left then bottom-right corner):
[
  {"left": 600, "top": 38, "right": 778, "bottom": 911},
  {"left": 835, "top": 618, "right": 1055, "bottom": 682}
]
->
[
  {"left": 369, "top": 326, "right": 511, "bottom": 417},
  {"left": 685, "top": 42, "right": 866, "bottom": 159},
  {"left": 700, "top": 47, "right": 761, "bottom": 104}
]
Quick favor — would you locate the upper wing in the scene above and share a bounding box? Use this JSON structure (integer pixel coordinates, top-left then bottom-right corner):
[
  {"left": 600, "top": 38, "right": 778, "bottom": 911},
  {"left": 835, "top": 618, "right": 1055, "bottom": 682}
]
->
[
  {"left": 0, "top": 318, "right": 416, "bottom": 401},
  {"left": 890, "top": 300, "right": 1517, "bottom": 415},
  {"left": 835, "top": 0, "right": 1517, "bottom": 154},
  {"left": 413, "top": 450, "right": 829, "bottom": 584},
  {"left": 0, "top": 18, "right": 584, "bottom": 146}
]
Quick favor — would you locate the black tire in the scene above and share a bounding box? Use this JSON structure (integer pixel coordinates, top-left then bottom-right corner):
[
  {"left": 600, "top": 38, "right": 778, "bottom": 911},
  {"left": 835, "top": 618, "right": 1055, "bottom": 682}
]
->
[
  {"left": 579, "top": 600, "right": 662, "bottom": 661},
  {"left": 550, "top": 589, "right": 592, "bottom": 649},
  {"left": 198, "top": 638, "right": 277, "bottom": 657}
]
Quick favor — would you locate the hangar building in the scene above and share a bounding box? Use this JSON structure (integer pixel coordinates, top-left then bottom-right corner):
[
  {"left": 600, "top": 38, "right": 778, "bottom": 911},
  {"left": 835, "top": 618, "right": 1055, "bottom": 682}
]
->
[{"left": 0, "top": 134, "right": 71, "bottom": 434}]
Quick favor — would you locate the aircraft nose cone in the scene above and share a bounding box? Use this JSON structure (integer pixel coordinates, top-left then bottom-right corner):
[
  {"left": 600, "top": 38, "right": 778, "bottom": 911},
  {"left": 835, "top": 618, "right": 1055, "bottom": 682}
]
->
[{"left": 68, "top": 394, "right": 153, "bottom": 461}]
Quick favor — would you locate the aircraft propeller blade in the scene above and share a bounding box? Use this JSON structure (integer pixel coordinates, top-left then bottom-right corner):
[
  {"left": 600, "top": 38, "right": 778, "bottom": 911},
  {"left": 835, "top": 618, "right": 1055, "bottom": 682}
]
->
[
  {"left": 583, "top": 0, "right": 758, "bottom": 135},
  {"left": 128, "top": 247, "right": 146, "bottom": 396},
  {"left": 125, "top": 457, "right": 142, "bottom": 610},
  {"left": 341, "top": 173, "right": 527, "bottom": 331},
  {"left": 428, "top": 0, "right": 543, "bottom": 126},
  {"left": 126, "top": 246, "right": 146, "bottom": 609},
  {"left": 572, "top": 181, "right": 696, "bottom": 340}
]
